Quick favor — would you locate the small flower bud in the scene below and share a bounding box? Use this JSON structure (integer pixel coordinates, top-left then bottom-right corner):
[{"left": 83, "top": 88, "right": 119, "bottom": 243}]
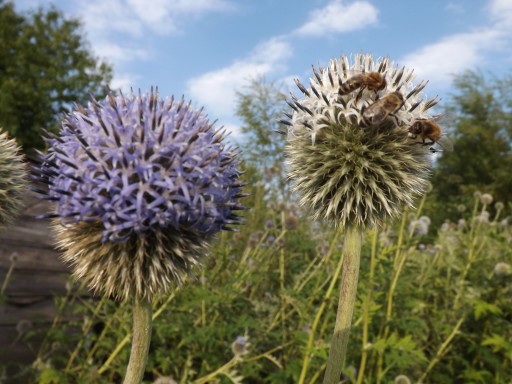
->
[
  {"left": 16, "top": 319, "right": 33, "bottom": 335},
  {"left": 152, "top": 377, "right": 178, "bottom": 384},
  {"left": 494, "top": 262, "right": 511, "bottom": 277},
  {"left": 231, "top": 336, "right": 249, "bottom": 356},
  {"left": 9, "top": 252, "right": 19, "bottom": 263},
  {"left": 480, "top": 193, "right": 493, "bottom": 205},
  {"left": 394, "top": 375, "right": 412, "bottom": 384},
  {"left": 495, "top": 201, "right": 504, "bottom": 211},
  {"left": 284, "top": 213, "right": 298, "bottom": 230},
  {"left": 419, "top": 215, "right": 431, "bottom": 225}
]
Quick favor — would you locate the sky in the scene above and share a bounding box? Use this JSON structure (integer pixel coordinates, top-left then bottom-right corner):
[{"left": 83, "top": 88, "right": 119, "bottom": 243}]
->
[{"left": 13, "top": 0, "right": 512, "bottom": 140}]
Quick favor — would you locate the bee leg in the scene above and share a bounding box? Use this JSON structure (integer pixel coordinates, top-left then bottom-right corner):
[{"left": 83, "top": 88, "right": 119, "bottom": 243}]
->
[{"left": 355, "top": 87, "right": 365, "bottom": 103}]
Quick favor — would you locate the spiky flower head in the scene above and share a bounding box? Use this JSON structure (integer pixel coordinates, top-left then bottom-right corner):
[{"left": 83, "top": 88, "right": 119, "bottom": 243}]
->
[
  {"left": 494, "top": 262, "right": 511, "bottom": 277},
  {"left": 231, "top": 335, "right": 249, "bottom": 356},
  {"left": 281, "top": 53, "right": 434, "bottom": 229},
  {"left": 35, "top": 89, "right": 244, "bottom": 301},
  {"left": 0, "top": 129, "right": 27, "bottom": 228},
  {"left": 480, "top": 193, "right": 493, "bottom": 206},
  {"left": 394, "top": 375, "right": 412, "bottom": 384}
]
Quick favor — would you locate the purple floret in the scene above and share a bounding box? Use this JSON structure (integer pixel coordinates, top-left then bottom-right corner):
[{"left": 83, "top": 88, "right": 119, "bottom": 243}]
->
[{"left": 36, "top": 89, "right": 244, "bottom": 242}]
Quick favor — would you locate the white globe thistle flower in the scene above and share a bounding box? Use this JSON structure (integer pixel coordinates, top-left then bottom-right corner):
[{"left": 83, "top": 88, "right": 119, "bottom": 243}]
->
[
  {"left": 419, "top": 215, "right": 431, "bottom": 225},
  {"left": 280, "top": 53, "right": 437, "bottom": 384},
  {"left": 480, "top": 193, "right": 493, "bottom": 205},
  {"left": 281, "top": 53, "right": 433, "bottom": 230},
  {"left": 152, "top": 377, "right": 177, "bottom": 384},
  {"left": 409, "top": 219, "right": 429, "bottom": 236},
  {"left": 394, "top": 374, "right": 412, "bottom": 384},
  {"left": 494, "top": 262, "right": 511, "bottom": 277}
]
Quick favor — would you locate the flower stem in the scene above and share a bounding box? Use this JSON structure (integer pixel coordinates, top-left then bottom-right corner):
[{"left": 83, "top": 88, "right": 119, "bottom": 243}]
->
[
  {"left": 323, "top": 226, "right": 362, "bottom": 384},
  {"left": 356, "top": 229, "right": 378, "bottom": 384},
  {"left": 123, "top": 297, "right": 152, "bottom": 384}
]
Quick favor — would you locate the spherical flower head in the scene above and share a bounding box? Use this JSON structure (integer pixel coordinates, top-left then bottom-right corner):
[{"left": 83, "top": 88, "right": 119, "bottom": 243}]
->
[
  {"left": 282, "top": 54, "right": 433, "bottom": 229},
  {"left": 419, "top": 215, "right": 431, "bottom": 226},
  {"left": 409, "top": 219, "right": 429, "bottom": 236},
  {"left": 35, "top": 89, "right": 244, "bottom": 301},
  {"left": 394, "top": 375, "right": 411, "bottom": 384},
  {"left": 480, "top": 193, "right": 493, "bottom": 205},
  {"left": 0, "top": 129, "right": 27, "bottom": 228},
  {"left": 152, "top": 377, "right": 178, "bottom": 384},
  {"left": 494, "top": 262, "right": 511, "bottom": 277},
  {"left": 231, "top": 335, "right": 249, "bottom": 356}
]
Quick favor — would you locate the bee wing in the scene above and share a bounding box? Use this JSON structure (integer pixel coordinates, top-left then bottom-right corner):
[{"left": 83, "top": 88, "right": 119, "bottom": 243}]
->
[{"left": 437, "top": 136, "right": 453, "bottom": 152}]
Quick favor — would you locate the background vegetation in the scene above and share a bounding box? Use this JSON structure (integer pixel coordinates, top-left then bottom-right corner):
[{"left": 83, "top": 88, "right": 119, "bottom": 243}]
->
[
  {"left": 1, "top": 1, "right": 511, "bottom": 383},
  {"left": 0, "top": 0, "right": 112, "bottom": 153}
]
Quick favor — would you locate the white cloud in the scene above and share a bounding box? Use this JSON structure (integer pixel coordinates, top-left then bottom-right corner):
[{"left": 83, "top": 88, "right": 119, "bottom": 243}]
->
[
  {"left": 77, "top": 0, "right": 234, "bottom": 37},
  {"left": 444, "top": 2, "right": 465, "bottom": 14},
  {"left": 488, "top": 0, "right": 512, "bottom": 25},
  {"left": 110, "top": 73, "right": 140, "bottom": 92},
  {"left": 70, "top": 0, "right": 235, "bottom": 70},
  {"left": 186, "top": 37, "right": 293, "bottom": 119},
  {"left": 294, "top": 0, "right": 378, "bottom": 37},
  {"left": 125, "top": 0, "right": 234, "bottom": 35},
  {"left": 401, "top": 29, "right": 501, "bottom": 85},
  {"left": 401, "top": 0, "right": 512, "bottom": 87},
  {"left": 93, "top": 42, "right": 149, "bottom": 63}
]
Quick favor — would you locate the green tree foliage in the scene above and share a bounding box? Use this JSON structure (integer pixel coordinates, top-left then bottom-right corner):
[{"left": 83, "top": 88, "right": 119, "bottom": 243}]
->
[
  {"left": 235, "top": 77, "right": 289, "bottom": 201},
  {"left": 0, "top": 1, "right": 112, "bottom": 153},
  {"left": 429, "top": 70, "right": 512, "bottom": 222}
]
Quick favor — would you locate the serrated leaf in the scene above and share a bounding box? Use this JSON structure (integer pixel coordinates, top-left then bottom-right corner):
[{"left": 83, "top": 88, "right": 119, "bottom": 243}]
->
[
  {"left": 474, "top": 300, "right": 502, "bottom": 320},
  {"left": 482, "top": 334, "right": 511, "bottom": 352}
]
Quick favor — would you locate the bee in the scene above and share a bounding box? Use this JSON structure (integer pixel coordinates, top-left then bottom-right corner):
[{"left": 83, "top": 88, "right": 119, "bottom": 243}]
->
[
  {"left": 408, "top": 119, "right": 453, "bottom": 152},
  {"left": 362, "top": 91, "right": 404, "bottom": 126},
  {"left": 339, "top": 71, "right": 387, "bottom": 95}
]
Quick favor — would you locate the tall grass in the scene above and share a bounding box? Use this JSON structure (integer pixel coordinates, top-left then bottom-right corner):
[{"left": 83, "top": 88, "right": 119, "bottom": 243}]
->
[{"left": 2, "top": 185, "right": 511, "bottom": 383}]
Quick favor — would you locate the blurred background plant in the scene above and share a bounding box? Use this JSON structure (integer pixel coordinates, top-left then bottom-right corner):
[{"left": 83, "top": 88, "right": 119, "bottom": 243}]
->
[
  {"left": 0, "top": 1, "right": 112, "bottom": 155},
  {"left": 5, "top": 173, "right": 511, "bottom": 384}
]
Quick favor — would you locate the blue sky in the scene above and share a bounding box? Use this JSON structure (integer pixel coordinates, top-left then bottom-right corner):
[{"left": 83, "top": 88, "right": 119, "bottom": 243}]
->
[{"left": 14, "top": 0, "right": 512, "bottom": 139}]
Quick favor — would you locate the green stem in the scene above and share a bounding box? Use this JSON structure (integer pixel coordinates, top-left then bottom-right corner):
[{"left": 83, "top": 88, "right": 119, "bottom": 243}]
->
[
  {"left": 418, "top": 316, "right": 465, "bottom": 382},
  {"left": 123, "top": 297, "right": 152, "bottom": 384},
  {"left": 323, "top": 226, "right": 362, "bottom": 384},
  {"left": 356, "top": 229, "right": 378, "bottom": 384},
  {"left": 0, "top": 255, "right": 16, "bottom": 295},
  {"left": 297, "top": 229, "right": 344, "bottom": 384}
]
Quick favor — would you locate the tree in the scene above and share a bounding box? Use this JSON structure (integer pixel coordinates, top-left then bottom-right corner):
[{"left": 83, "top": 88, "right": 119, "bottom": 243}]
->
[
  {"left": 0, "top": 1, "right": 112, "bottom": 153},
  {"left": 235, "top": 77, "right": 289, "bottom": 200},
  {"left": 428, "top": 70, "right": 512, "bottom": 221}
]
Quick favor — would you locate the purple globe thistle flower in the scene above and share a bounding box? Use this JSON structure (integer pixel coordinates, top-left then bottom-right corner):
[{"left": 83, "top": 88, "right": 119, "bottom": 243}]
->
[{"left": 34, "top": 88, "right": 245, "bottom": 300}]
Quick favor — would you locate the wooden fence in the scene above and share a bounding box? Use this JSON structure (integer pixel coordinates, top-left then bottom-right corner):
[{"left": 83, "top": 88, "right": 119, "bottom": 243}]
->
[{"left": 0, "top": 191, "right": 72, "bottom": 377}]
